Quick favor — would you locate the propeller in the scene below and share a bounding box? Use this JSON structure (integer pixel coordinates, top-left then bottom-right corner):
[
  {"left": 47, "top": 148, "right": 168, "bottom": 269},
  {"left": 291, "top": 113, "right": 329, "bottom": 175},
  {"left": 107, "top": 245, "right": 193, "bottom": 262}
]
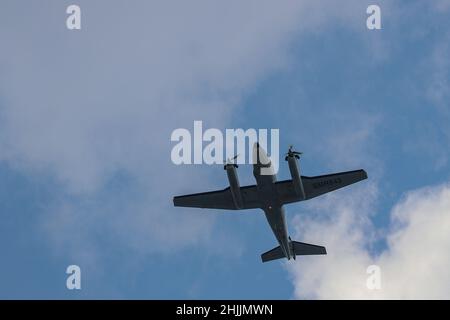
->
[
  {"left": 223, "top": 154, "right": 239, "bottom": 169},
  {"left": 285, "top": 145, "right": 302, "bottom": 161}
]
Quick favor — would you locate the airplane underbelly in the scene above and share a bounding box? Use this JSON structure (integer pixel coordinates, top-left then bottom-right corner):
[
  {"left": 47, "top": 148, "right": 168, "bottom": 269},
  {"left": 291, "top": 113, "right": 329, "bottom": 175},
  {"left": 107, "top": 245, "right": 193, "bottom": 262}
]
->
[{"left": 255, "top": 176, "right": 279, "bottom": 206}]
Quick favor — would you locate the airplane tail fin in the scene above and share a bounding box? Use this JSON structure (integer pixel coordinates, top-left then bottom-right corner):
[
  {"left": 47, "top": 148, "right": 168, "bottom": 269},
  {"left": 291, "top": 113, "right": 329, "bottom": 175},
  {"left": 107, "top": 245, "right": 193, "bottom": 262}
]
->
[{"left": 261, "top": 241, "right": 326, "bottom": 263}]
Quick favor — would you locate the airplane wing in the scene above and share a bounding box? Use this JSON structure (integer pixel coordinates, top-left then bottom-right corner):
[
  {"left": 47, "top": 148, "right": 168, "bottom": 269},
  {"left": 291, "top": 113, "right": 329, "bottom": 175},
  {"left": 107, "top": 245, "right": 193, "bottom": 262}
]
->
[
  {"left": 276, "top": 169, "right": 367, "bottom": 204},
  {"left": 173, "top": 185, "right": 260, "bottom": 210}
]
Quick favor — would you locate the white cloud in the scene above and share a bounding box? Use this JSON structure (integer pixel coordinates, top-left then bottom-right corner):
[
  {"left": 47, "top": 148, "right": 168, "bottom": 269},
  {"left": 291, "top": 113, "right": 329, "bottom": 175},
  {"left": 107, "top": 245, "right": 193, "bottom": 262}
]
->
[
  {"left": 4, "top": 0, "right": 449, "bottom": 300},
  {"left": 0, "top": 1, "right": 313, "bottom": 262},
  {"left": 285, "top": 2, "right": 450, "bottom": 299},
  {"left": 288, "top": 181, "right": 450, "bottom": 299},
  {"left": 0, "top": 1, "right": 307, "bottom": 193},
  {"left": 0, "top": 1, "right": 394, "bottom": 263},
  {"left": 434, "top": 0, "right": 450, "bottom": 12}
]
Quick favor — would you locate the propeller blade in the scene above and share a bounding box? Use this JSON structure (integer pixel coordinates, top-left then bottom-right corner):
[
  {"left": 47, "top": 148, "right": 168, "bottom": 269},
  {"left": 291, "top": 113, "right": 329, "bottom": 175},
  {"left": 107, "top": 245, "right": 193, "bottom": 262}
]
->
[
  {"left": 224, "top": 154, "right": 240, "bottom": 165},
  {"left": 285, "top": 145, "right": 303, "bottom": 158}
]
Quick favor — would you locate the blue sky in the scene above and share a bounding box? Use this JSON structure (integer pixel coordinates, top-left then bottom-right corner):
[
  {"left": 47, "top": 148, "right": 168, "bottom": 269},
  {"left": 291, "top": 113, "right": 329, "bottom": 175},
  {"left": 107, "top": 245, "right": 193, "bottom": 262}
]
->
[{"left": 1, "top": 1, "right": 450, "bottom": 299}]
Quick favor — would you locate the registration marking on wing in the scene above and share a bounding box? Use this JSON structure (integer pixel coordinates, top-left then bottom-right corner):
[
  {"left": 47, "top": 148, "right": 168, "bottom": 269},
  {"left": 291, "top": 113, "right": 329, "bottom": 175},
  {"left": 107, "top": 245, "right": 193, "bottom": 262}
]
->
[{"left": 312, "top": 177, "right": 342, "bottom": 189}]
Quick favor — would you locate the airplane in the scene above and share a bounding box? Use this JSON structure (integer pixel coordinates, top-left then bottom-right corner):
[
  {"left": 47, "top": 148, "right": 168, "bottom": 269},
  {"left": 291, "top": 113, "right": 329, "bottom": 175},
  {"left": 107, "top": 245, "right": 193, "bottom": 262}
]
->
[{"left": 173, "top": 143, "right": 368, "bottom": 263}]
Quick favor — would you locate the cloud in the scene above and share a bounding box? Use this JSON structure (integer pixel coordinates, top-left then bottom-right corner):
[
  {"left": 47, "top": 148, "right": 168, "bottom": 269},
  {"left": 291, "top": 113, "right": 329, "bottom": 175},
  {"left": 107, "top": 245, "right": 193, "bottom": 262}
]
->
[
  {"left": 0, "top": 1, "right": 307, "bottom": 192},
  {"left": 288, "top": 181, "right": 450, "bottom": 299},
  {"left": 0, "top": 1, "right": 317, "bottom": 263},
  {"left": 3, "top": 0, "right": 448, "bottom": 300},
  {"left": 434, "top": 0, "right": 450, "bottom": 12},
  {"left": 0, "top": 0, "right": 397, "bottom": 265}
]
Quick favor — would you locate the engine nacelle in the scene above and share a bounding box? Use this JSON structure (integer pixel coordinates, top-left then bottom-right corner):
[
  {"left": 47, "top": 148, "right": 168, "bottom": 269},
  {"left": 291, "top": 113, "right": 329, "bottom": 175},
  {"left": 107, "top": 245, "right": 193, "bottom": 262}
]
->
[
  {"left": 287, "top": 155, "right": 306, "bottom": 200},
  {"left": 225, "top": 164, "right": 244, "bottom": 209}
]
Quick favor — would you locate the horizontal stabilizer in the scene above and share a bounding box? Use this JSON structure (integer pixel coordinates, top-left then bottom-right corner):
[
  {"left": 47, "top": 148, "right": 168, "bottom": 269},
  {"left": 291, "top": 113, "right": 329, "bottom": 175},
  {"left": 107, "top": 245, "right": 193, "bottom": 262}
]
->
[
  {"left": 291, "top": 241, "right": 327, "bottom": 256},
  {"left": 261, "top": 245, "right": 285, "bottom": 263},
  {"left": 261, "top": 241, "right": 326, "bottom": 263}
]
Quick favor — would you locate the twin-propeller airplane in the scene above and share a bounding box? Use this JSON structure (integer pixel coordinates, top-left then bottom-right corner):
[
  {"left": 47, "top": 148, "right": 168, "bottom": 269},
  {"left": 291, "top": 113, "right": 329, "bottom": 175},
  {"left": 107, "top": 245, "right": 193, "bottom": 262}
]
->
[{"left": 173, "top": 144, "right": 367, "bottom": 263}]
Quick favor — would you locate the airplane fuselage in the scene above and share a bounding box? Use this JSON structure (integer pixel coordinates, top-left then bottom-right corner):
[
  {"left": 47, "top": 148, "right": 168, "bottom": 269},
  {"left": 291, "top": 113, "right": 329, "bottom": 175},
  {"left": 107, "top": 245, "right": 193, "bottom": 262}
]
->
[{"left": 253, "top": 164, "right": 292, "bottom": 260}]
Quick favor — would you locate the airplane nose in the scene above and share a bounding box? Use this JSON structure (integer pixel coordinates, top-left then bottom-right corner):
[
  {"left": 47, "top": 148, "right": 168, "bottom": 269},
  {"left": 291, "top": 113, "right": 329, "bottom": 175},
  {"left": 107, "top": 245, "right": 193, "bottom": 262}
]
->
[{"left": 252, "top": 142, "right": 270, "bottom": 166}]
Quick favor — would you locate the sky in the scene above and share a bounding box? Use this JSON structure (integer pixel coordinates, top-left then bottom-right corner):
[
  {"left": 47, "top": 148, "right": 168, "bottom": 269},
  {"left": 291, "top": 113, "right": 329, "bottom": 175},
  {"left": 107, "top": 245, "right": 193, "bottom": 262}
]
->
[{"left": 0, "top": 0, "right": 449, "bottom": 299}]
